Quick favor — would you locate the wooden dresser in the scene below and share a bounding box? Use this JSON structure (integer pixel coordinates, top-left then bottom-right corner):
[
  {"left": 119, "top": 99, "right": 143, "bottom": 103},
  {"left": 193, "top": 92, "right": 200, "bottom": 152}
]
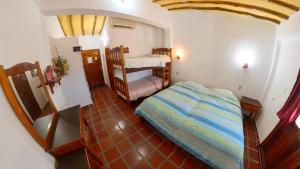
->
[
  {"left": 240, "top": 96, "right": 262, "bottom": 119},
  {"left": 260, "top": 123, "right": 300, "bottom": 169}
]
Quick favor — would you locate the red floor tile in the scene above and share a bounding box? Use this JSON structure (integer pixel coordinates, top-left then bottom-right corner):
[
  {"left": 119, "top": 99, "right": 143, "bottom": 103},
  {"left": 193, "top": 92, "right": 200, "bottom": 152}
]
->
[
  {"left": 104, "top": 147, "right": 120, "bottom": 161},
  {"left": 158, "top": 140, "right": 175, "bottom": 157},
  {"left": 137, "top": 141, "right": 153, "bottom": 158},
  {"left": 149, "top": 133, "right": 164, "bottom": 147},
  {"left": 99, "top": 137, "right": 115, "bottom": 151},
  {"left": 183, "top": 157, "right": 202, "bottom": 169},
  {"left": 110, "top": 159, "right": 128, "bottom": 169},
  {"left": 97, "top": 130, "right": 109, "bottom": 139},
  {"left": 129, "top": 132, "right": 144, "bottom": 145},
  {"left": 170, "top": 148, "right": 188, "bottom": 166},
  {"left": 147, "top": 151, "right": 165, "bottom": 168},
  {"left": 124, "top": 150, "right": 143, "bottom": 167},
  {"left": 116, "top": 139, "right": 132, "bottom": 153},
  {"left": 159, "top": 161, "right": 177, "bottom": 169},
  {"left": 134, "top": 160, "right": 152, "bottom": 169},
  {"left": 84, "top": 87, "right": 261, "bottom": 169}
]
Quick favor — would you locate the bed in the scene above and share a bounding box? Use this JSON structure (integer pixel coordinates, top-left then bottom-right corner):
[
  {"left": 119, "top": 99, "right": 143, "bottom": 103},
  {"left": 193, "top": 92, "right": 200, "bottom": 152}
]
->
[
  {"left": 113, "top": 54, "right": 171, "bottom": 69},
  {"left": 106, "top": 46, "right": 172, "bottom": 102},
  {"left": 135, "top": 81, "right": 244, "bottom": 169}
]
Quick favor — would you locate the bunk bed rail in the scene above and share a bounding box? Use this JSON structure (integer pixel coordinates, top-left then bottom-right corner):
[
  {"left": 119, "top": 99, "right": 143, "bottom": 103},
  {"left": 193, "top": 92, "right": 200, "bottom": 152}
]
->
[
  {"left": 152, "top": 48, "right": 172, "bottom": 88},
  {"left": 110, "top": 46, "right": 123, "bottom": 66},
  {"left": 152, "top": 48, "right": 172, "bottom": 59},
  {"left": 107, "top": 46, "right": 172, "bottom": 103},
  {"left": 109, "top": 46, "right": 130, "bottom": 102}
]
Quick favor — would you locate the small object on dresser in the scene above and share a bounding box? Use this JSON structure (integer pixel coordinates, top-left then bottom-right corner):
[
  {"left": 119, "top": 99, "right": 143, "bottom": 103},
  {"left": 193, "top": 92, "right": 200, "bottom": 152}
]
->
[{"left": 240, "top": 96, "right": 262, "bottom": 119}]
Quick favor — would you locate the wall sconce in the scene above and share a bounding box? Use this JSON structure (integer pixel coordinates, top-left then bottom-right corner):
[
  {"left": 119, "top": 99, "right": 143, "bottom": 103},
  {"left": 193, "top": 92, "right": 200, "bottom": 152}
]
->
[
  {"left": 235, "top": 47, "right": 255, "bottom": 70},
  {"left": 175, "top": 49, "right": 183, "bottom": 60}
]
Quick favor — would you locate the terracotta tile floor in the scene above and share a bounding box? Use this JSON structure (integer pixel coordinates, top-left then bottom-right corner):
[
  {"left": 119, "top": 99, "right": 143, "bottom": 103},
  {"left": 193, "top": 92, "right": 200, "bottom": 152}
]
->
[{"left": 82, "top": 87, "right": 261, "bottom": 169}]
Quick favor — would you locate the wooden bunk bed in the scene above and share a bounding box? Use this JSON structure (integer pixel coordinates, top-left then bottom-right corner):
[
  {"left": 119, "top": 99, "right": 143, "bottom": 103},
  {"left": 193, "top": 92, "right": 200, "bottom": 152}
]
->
[{"left": 106, "top": 45, "right": 172, "bottom": 102}]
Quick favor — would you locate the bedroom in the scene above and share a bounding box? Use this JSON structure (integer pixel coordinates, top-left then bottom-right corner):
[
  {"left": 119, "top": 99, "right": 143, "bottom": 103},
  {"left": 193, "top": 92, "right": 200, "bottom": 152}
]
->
[{"left": 0, "top": 0, "right": 300, "bottom": 169}]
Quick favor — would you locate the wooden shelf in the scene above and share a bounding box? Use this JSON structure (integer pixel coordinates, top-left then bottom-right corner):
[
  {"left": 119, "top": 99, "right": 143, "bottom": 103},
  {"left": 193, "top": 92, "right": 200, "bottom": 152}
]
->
[{"left": 38, "top": 76, "right": 62, "bottom": 94}]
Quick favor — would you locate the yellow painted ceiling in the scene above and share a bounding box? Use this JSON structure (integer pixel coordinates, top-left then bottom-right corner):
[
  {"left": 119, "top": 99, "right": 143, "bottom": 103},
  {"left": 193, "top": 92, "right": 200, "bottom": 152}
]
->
[
  {"left": 58, "top": 15, "right": 106, "bottom": 37},
  {"left": 152, "top": 0, "right": 300, "bottom": 24}
]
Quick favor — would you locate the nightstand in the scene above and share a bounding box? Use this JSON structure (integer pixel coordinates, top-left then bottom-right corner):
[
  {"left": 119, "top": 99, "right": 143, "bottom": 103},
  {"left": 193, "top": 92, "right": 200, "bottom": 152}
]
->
[{"left": 240, "top": 96, "right": 262, "bottom": 119}]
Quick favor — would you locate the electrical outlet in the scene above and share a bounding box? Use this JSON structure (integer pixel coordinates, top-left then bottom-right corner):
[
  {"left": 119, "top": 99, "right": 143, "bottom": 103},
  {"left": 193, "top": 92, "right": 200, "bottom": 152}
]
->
[{"left": 176, "top": 71, "right": 179, "bottom": 76}]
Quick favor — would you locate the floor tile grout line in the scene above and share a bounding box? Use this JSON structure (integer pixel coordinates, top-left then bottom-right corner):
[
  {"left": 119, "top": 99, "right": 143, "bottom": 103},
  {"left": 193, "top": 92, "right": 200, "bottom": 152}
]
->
[{"left": 87, "top": 87, "right": 260, "bottom": 169}]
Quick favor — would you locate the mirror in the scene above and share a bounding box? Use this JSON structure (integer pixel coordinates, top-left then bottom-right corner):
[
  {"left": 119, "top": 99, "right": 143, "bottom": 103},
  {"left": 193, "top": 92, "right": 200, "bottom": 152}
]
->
[
  {"left": 8, "top": 69, "right": 54, "bottom": 139},
  {"left": 0, "top": 62, "right": 58, "bottom": 150}
]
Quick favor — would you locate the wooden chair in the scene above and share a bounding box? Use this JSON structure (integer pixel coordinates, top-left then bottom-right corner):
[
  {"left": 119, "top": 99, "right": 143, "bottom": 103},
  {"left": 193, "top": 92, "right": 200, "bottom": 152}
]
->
[
  {"left": 56, "top": 114, "right": 103, "bottom": 169},
  {"left": 81, "top": 116, "right": 103, "bottom": 169}
]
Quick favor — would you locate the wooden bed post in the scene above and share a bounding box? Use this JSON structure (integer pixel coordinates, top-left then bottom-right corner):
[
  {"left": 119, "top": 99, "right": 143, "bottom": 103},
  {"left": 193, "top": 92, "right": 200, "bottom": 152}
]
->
[
  {"left": 120, "top": 45, "right": 130, "bottom": 103},
  {"left": 105, "top": 48, "right": 115, "bottom": 91}
]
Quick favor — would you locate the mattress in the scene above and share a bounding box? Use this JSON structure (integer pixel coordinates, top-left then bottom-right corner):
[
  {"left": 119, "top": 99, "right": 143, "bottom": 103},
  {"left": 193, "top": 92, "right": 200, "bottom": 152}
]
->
[
  {"left": 135, "top": 81, "right": 244, "bottom": 169},
  {"left": 127, "top": 76, "right": 168, "bottom": 101},
  {"left": 114, "top": 54, "right": 171, "bottom": 69}
]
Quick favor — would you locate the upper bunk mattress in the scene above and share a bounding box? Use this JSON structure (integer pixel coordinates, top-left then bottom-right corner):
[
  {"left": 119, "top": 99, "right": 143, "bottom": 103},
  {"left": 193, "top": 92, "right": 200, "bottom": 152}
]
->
[
  {"left": 114, "top": 54, "right": 171, "bottom": 69},
  {"left": 135, "top": 81, "right": 244, "bottom": 169}
]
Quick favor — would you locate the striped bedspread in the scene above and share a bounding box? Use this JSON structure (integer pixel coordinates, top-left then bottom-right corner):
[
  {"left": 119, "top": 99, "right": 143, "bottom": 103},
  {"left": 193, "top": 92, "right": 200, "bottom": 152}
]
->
[{"left": 135, "top": 81, "right": 244, "bottom": 169}]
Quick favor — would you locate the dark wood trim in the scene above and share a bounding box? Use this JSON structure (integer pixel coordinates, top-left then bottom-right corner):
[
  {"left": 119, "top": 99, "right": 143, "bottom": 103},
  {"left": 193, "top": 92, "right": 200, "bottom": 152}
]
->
[
  {"left": 45, "top": 112, "right": 58, "bottom": 146},
  {"left": 260, "top": 122, "right": 281, "bottom": 146},
  {"left": 168, "top": 6, "right": 280, "bottom": 24},
  {"left": 81, "top": 15, "right": 85, "bottom": 36},
  {"left": 48, "top": 139, "right": 83, "bottom": 158},
  {"left": 99, "top": 16, "right": 106, "bottom": 35},
  {"left": 57, "top": 16, "right": 67, "bottom": 37},
  {"left": 269, "top": 0, "right": 300, "bottom": 11},
  {"left": 161, "top": 1, "right": 288, "bottom": 19},
  {"left": 92, "top": 15, "right": 97, "bottom": 35},
  {"left": 5, "top": 62, "right": 36, "bottom": 76}
]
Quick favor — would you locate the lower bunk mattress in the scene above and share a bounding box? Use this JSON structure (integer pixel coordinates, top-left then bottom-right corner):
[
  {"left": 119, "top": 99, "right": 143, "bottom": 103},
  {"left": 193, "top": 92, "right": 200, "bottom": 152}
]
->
[
  {"left": 135, "top": 81, "right": 244, "bottom": 169},
  {"left": 117, "top": 75, "right": 168, "bottom": 101}
]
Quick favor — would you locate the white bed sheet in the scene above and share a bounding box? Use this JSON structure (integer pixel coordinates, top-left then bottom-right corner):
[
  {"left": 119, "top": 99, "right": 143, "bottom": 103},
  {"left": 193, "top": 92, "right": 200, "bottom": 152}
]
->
[{"left": 120, "top": 54, "right": 170, "bottom": 69}]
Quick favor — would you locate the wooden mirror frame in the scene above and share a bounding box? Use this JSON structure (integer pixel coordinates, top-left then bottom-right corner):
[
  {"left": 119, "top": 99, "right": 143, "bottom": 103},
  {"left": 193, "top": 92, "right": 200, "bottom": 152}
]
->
[{"left": 0, "top": 61, "right": 59, "bottom": 150}]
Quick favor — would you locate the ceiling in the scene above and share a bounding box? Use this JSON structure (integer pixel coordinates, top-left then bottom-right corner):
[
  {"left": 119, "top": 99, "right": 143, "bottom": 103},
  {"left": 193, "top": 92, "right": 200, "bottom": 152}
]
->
[
  {"left": 58, "top": 15, "right": 106, "bottom": 37},
  {"left": 152, "top": 0, "right": 300, "bottom": 24}
]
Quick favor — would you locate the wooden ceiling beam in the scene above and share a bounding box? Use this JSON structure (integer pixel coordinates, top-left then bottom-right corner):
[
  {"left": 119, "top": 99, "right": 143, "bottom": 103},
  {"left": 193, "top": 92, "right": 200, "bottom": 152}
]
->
[
  {"left": 92, "top": 15, "right": 97, "bottom": 35},
  {"left": 269, "top": 0, "right": 300, "bottom": 11},
  {"left": 69, "top": 15, "right": 75, "bottom": 36},
  {"left": 57, "top": 16, "right": 67, "bottom": 37},
  {"left": 168, "top": 7, "right": 280, "bottom": 24},
  {"left": 161, "top": 1, "right": 288, "bottom": 19},
  {"left": 81, "top": 15, "right": 85, "bottom": 36}
]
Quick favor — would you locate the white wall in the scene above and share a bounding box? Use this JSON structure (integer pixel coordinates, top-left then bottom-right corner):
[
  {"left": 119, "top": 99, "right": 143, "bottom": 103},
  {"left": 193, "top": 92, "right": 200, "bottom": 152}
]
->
[
  {"left": 0, "top": 0, "right": 55, "bottom": 168},
  {"left": 171, "top": 11, "right": 276, "bottom": 99},
  {"left": 51, "top": 37, "right": 93, "bottom": 108},
  {"left": 256, "top": 12, "right": 300, "bottom": 141},
  {"left": 41, "top": 0, "right": 171, "bottom": 29},
  {"left": 109, "top": 20, "right": 164, "bottom": 56},
  {"left": 108, "top": 19, "right": 165, "bottom": 82}
]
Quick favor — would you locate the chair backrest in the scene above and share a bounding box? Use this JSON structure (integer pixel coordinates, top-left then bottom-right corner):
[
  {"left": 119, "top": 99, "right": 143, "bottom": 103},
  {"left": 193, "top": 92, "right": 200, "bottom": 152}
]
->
[{"left": 81, "top": 116, "right": 103, "bottom": 169}]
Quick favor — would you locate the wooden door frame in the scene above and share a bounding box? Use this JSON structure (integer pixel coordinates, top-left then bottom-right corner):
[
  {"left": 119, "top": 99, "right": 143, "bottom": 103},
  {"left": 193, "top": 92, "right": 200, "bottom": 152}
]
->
[{"left": 81, "top": 49, "right": 105, "bottom": 90}]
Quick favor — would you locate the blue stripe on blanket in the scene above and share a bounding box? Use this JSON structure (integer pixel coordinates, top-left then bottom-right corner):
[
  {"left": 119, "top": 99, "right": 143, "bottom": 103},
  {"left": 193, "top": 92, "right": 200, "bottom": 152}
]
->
[{"left": 153, "top": 95, "right": 244, "bottom": 143}]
